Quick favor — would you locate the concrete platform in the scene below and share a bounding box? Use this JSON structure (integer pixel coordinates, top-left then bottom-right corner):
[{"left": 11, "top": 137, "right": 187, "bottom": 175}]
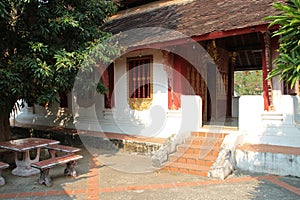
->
[{"left": 236, "top": 143, "right": 300, "bottom": 177}]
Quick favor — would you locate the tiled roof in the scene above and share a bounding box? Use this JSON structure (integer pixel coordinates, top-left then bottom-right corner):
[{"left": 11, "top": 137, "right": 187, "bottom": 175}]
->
[{"left": 103, "top": 0, "right": 284, "bottom": 47}]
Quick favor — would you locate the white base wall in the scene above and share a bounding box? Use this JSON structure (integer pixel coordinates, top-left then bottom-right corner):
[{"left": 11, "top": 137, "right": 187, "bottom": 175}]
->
[
  {"left": 13, "top": 95, "right": 202, "bottom": 140},
  {"left": 236, "top": 94, "right": 300, "bottom": 177},
  {"left": 239, "top": 95, "right": 300, "bottom": 148},
  {"left": 236, "top": 149, "right": 300, "bottom": 177},
  {"left": 13, "top": 105, "right": 75, "bottom": 129},
  {"left": 243, "top": 125, "right": 300, "bottom": 147}
]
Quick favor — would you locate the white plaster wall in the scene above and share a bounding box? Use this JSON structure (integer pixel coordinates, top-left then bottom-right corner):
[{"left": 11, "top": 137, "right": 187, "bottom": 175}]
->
[
  {"left": 235, "top": 95, "right": 300, "bottom": 177},
  {"left": 72, "top": 93, "right": 104, "bottom": 131},
  {"left": 71, "top": 49, "right": 205, "bottom": 139},
  {"left": 239, "top": 95, "right": 300, "bottom": 148},
  {"left": 154, "top": 95, "right": 203, "bottom": 157},
  {"left": 14, "top": 99, "right": 75, "bottom": 128},
  {"left": 294, "top": 96, "right": 300, "bottom": 122},
  {"left": 13, "top": 49, "right": 182, "bottom": 139},
  {"left": 71, "top": 49, "right": 187, "bottom": 138},
  {"left": 239, "top": 95, "right": 264, "bottom": 133},
  {"left": 180, "top": 95, "right": 202, "bottom": 132},
  {"left": 236, "top": 149, "right": 300, "bottom": 177}
]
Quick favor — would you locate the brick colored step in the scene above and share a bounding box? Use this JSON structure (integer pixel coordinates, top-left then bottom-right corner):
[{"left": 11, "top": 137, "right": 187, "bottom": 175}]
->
[
  {"left": 169, "top": 153, "right": 216, "bottom": 167},
  {"left": 191, "top": 132, "right": 228, "bottom": 138},
  {"left": 162, "top": 130, "right": 228, "bottom": 177},
  {"left": 169, "top": 152, "right": 217, "bottom": 162},
  {"left": 178, "top": 144, "right": 221, "bottom": 150},
  {"left": 177, "top": 144, "right": 221, "bottom": 156},
  {"left": 184, "top": 136, "right": 224, "bottom": 146}
]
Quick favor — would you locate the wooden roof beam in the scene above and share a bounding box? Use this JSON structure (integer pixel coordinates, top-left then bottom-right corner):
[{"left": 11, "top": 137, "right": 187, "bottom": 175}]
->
[
  {"left": 129, "top": 24, "right": 278, "bottom": 51},
  {"left": 192, "top": 24, "right": 276, "bottom": 42},
  {"left": 234, "top": 65, "right": 262, "bottom": 71}
]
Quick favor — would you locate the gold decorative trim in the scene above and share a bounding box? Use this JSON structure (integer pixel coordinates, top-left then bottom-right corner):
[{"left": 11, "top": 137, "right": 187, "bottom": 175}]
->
[
  {"left": 206, "top": 39, "right": 219, "bottom": 63},
  {"left": 129, "top": 97, "right": 153, "bottom": 111}
]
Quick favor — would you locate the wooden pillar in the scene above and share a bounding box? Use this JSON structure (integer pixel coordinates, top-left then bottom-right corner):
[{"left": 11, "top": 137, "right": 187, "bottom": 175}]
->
[
  {"left": 162, "top": 50, "right": 176, "bottom": 109},
  {"left": 228, "top": 52, "right": 238, "bottom": 117},
  {"left": 261, "top": 32, "right": 271, "bottom": 111},
  {"left": 100, "top": 63, "right": 114, "bottom": 108},
  {"left": 173, "top": 54, "right": 185, "bottom": 109}
]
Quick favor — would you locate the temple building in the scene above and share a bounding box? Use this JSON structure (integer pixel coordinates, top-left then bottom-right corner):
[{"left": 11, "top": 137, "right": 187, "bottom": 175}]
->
[{"left": 14, "top": 0, "right": 300, "bottom": 178}]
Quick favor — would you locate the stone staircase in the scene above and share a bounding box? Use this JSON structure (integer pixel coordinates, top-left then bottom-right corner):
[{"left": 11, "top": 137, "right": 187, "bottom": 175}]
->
[{"left": 162, "top": 131, "right": 228, "bottom": 176}]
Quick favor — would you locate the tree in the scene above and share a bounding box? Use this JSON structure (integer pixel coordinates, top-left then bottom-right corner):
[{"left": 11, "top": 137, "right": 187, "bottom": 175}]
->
[
  {"left": 265, "top": 0, "right": 300, "bottom": 88},
  {"left": 0, "top": 0, "right": 119, "bottom": 141}
]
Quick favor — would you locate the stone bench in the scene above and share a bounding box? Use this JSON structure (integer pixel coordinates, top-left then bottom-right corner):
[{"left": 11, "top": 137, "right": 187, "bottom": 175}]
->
[
  {"left": 45, "top": 144, "right": 81, "bottom": 158},
  {"left": 31, "top": 154, "right": 83, "bottom": 186},
  {"left": 0, "top": 162, "right": 9, "bottom": 186}
]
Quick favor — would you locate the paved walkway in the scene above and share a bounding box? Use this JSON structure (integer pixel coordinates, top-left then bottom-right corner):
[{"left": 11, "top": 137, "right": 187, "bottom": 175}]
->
[{"left": 0, "top": 146, "right": 300, "bottom": 200}]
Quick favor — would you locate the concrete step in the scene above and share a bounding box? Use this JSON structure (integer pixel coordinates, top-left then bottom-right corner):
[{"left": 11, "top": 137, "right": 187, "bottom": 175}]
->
[{"left": 237, "top": 144, "right": 300, "bottom": 155}]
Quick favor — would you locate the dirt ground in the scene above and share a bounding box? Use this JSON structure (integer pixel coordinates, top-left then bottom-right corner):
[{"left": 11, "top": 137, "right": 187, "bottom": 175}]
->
[{"left": 0, "top": 146, "right": 300, "bottom": 200}]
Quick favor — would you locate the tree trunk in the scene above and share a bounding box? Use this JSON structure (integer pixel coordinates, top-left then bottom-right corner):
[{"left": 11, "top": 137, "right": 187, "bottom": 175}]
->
[{"left": 0, "top": 105, "right": 13, "bottom": 142}]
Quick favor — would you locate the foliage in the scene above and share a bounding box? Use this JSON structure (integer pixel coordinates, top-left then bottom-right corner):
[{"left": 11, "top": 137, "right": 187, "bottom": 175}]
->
[
  {"left": 234, "top": 70, "right": 263, "bottom": 96},
  {"left": 264, "top": 0, "right": 300, "bottom": 88},
  {"left": 0, "top": 0, "right": 120, "bottom": 140},
  {"left": 0, "top": 0, "right": 119, "bottom": 107}
]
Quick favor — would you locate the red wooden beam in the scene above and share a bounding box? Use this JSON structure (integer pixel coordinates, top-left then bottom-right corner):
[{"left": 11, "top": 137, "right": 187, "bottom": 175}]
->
[
  {"left": 128, "top": 24, "right": 278, "bottom": 51},
  {"left": 192, "top": 24, "right": 275, "bottom": 42}
]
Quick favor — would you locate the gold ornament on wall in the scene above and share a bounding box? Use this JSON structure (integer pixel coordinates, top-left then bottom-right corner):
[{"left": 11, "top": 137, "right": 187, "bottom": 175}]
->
[{"left": 128, "top": 97, "right": 153, "bottom": 111}]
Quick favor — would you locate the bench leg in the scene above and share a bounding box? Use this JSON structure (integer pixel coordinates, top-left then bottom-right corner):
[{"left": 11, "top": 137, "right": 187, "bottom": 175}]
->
[
  {"left": 64, "top": 161, "right": 77, "bottom": 178},
  {"left": 38, "top": 168, "right": 52, "bottom": 187},
  {"left": 0, "top": 169, "right": 5, "bottom": 186},
  {"left": 13, "top": 150, "right": 40, "bottom": 176}
]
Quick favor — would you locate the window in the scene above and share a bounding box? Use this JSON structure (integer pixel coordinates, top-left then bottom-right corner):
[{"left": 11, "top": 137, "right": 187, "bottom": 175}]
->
[
  {"left": 128, "top": 56, "right": 152, "bottom": 98},
  {"left": 127, "top": 55, "right": 153, "bottom": 110}
]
